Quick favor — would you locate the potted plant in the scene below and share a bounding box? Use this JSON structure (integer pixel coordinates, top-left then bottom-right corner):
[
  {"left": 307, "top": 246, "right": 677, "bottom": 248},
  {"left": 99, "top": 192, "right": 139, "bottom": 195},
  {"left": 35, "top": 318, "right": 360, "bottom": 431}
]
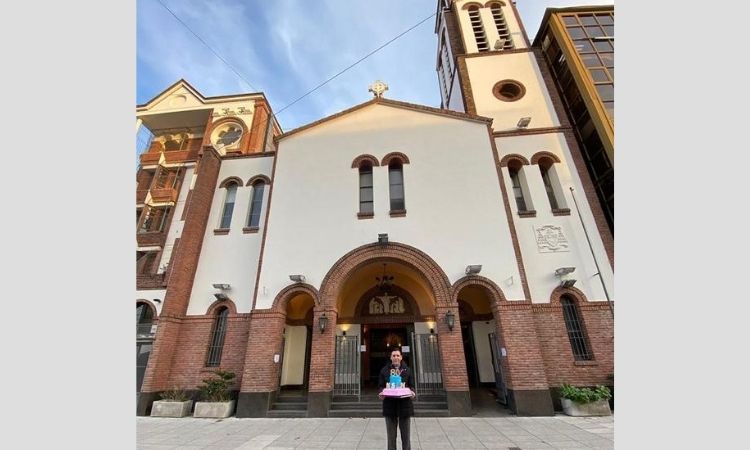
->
[
  {"left": 559, "top": 384, "right": 612, "bottom": 416},
  {"left": 193, "top": 370, "right": 236, "bottom": 418},
  {"left": 150, "top": 386, "right": 193, "bottom": 417}
]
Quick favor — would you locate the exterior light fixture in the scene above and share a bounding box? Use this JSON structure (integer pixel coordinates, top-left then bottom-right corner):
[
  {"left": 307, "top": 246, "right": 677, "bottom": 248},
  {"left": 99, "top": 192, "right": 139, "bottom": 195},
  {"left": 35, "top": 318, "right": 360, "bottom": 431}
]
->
[
  {"left": 289, "top": 274, "right": 306, "bottom": 283},
  {"left": 319, "top": 313, "right": 328, "bottom": 334},
  {"left": 465, "top": 264, "right": 482, "bottom": 275},
  {"left": 378, "top": 233, "right": 389, "bottom": 244},
  {"left": 516, "top": 117, "right": 531, "bottom": 128},
  {"left": 429, "top": 327, "right": 435, "bottom": 335},
  {"left": 342, "top": 330, "right": 347, "bottom": 341},
  {"left": 555, "top": 267, "right": 577, "bottom": 288},
  {"left": 214, "top": 293, "right": 229, "bottom": 301},
  {"left": 212, "top": 283, "right": 231, "bottom": 290},
  {"left": 445, "top": 310, "right": 455, "bottom": 332}
]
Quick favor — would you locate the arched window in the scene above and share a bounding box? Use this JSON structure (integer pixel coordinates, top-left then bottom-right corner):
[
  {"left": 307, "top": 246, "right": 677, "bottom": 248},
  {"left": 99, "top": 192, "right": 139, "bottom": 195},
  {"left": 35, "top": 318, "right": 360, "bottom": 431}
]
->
[
  {"left": 219, "top": 182, "right": 238, "bottom": 229},
  {"left": 507, "top": 160, "right": 532, "bottom": 213},
  {"left": 468, "top": 6, "right": 489, "bottom": 52},
  {"left": 206, "top": 306, "right": 229, "bottom": 367},
  {"left": 561, "top": 296, "right": 593, "bottom": 361},
  {"left": 535, "top": 155, "right": 568, "bottom": 211},
  {"left": 246, "top": 180, "right": 265, "bottom": 228},
  {"left": 136, "top": 302, "right": 154, "bottom": 334},
  {"left": 489, "top": 3, "right": 514, "bottom": 49},
  {"left": 359, "top": 164, "right": 374, "bottom": 214},
  {"left": 388, "top": 162, "right": 405, "bottom": 211}
]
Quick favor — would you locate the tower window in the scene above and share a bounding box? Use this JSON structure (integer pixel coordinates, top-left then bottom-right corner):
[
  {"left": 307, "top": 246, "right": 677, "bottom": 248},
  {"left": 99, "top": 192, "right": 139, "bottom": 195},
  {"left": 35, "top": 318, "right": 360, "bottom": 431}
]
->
[
  {"left": 493, "top": 80, "right": 526, "bottom": 102},
  {"left": 489, "top": 3, "right": 514, "bottom": 50},
  {"left": 468, "top": 6, "right": 489, "bottom": 52}
]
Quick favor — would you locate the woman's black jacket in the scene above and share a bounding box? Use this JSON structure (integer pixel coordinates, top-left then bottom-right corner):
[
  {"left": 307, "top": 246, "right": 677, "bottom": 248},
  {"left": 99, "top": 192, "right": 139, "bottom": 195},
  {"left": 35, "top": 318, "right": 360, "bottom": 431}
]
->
[{"left": 378, "top": 362, "right": 415, "bottom": 417}]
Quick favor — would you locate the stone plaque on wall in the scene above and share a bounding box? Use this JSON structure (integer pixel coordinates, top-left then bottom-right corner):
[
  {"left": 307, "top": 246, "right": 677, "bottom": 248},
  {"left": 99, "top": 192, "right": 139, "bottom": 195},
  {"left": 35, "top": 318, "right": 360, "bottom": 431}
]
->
[{"left": 534, "top": 225, "right": 569, "bottom": 253}]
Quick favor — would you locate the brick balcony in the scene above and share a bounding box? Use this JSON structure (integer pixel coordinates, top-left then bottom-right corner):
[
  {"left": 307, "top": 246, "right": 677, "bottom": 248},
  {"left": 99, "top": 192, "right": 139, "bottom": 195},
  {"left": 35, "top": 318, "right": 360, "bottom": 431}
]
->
[
  {"left": 149, "top": 187, "right": 178, "bottom": 203},
  {"left": 137, "top": 231, "right": 166, "bottom": 248},
  {"left": 139, "top": 152, "right": 161, "bottom": 166},
  {"left": 137, "top": 273, "right": 166, "bottom": 290}
]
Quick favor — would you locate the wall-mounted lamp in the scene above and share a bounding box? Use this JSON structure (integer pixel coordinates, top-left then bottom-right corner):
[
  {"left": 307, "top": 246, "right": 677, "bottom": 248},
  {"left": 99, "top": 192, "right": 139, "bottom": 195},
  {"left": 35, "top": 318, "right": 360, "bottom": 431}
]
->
[
  {"left": 378, "top": 233, "right": 389, "bottom": 244},
  {"left": 318, "top": 313, "right": 328, "bottom": 334},
  {"left": 214, "top": 293, "right": 229, "bottom": 301},
  {"left": 429, "top": 327, "right": 435, "bottom": 335},
  {"left": 516, "top": 117, "right": 532, "bottom": 129},
  {"left": 212, "top": 283, "right": 231, "bottom": 290},
  {"left": 555, "top": 267, "right": 577, "bottom": 288},
  {"left": 289, "top": 274, "right": 306, "bottom": 283},
  {"left": 445, "top": 310, "right": 455, "bottom": 332},
  {"left": 465, "top": 264, "right": 482, "bottom": 275},
  {"left": 342, "top": 330, "right": 347, "bottom": 341}
]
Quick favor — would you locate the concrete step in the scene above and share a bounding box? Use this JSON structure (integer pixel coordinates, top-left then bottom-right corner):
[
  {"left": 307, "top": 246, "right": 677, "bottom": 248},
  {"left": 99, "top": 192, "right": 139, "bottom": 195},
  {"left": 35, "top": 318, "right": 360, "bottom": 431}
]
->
[
  {"left": 267, "top": 409, "right": 307, "bottom": 418},
  {"left": 271, "top": 402, "right": 307, "bottom": 410},
  {"left": 327, "top": 409, "right": 450, "bottom": 418}
]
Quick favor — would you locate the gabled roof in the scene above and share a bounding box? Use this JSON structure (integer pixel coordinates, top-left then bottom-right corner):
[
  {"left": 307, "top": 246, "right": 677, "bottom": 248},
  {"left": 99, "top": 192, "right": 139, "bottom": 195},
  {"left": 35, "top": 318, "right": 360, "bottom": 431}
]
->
[
  {"left": 136, "top": 79, "right": 268, "bottom": 110},
  {"left": 276, "top": 97, "right": 493, "bottom": 142}
]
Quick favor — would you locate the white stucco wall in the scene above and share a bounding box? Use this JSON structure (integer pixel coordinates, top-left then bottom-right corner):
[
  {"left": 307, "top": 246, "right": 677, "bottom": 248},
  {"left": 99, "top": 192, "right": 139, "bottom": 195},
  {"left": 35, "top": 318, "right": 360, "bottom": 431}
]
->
[
  {"left": 465, "top": 52, "right": 560, "bottom": 131},
  {"left": 187, "top": 156, "right": 274, "bottom": 315},
  {"left": 496, "top": 133, "right": 613, "bottom": 303},
  {"left": 280, "top": 325, "right": 307, "bottom": 385},
  {"left": 136, "top": 289, "right": 166, "bottom": 316},
  {"left": 257, "top": 103, "right": 525, "bottom": 309}
]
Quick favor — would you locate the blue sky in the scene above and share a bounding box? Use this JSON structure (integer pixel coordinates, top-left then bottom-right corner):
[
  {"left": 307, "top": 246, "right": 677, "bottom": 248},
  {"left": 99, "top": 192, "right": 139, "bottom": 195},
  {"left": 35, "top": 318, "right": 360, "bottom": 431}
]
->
[{"left": 137, "top": 0, "right": 614, "bottom": 132}]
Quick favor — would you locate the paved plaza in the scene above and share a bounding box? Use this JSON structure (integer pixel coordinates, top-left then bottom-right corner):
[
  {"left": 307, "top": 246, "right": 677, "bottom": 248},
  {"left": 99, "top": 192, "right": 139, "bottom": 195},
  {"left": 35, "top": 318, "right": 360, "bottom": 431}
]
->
[{"left": 137, "top": 415, "right": 614, "bottom": 449}]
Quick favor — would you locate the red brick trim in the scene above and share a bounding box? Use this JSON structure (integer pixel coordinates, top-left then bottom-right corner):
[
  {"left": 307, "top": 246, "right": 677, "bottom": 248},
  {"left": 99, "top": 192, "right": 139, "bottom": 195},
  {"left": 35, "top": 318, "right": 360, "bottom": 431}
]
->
[
  {"left": 549, "top": 285, "right": 588, "bottom": 305},
  {"left": 484, "top": 1, "right": 507, "bottom": 7},
  {"left": 498, "top": 153, "right": 530, "bottom": 167},
  {"left": 462, "top": 2, "right": 483, "bottom": 10},
  {"left": 389, "top": 209, "right": 407, "bottom": 217},
  {"left": 381, "top": 152, "right": 411, "bottom": 166},
  {"left": 242, "top": 226, "right": 259, "bottom": 234},
  {"left": 213, "top": 228, "right": 229, "bottom": 235},
  {"left": 357, "top": 212, "right": 374, "bottom": 220},
  {"left": 270, "top": 283, "right": 321, "bottom": 313},
  {"left": 552, "top": 208, "right": 571, "bottom": 216},
  {"left": 492, "top": 79, "right": 526, "bottom": 102},
  {"left": 518, "top": 210, "right": 537, "bottom": 218},
  {"left": 219, "top": 176, "right": 243, "bottom": 188},
  {"left": 351, "top": 154, "right": 380, "bottom": 168},
  {"left": 319, "top": 242, "right": 453, "bottom": 310},
  {"left": 451, "top": 275, "right": 508, "bottom": 304},
  {"left": 530, "top": 151, "right": 562, "bottom": 164},
  {"left": 180, "top": 190, "right": 193, "bottom": 221},
  {"left": 246, "top": 175, "right": 271, "bottom": 186},
  {"left": 136, "top": 299, "right": 159, "bottom": 318},
  {"left": 456, "top": 57, "right": 476, "bottom": 115},
  {"left": 493, "top": 126, "right": 568, "bottom": 137},
  {"left": 206, "top": 299, "right": 238, "bottom": 315}
]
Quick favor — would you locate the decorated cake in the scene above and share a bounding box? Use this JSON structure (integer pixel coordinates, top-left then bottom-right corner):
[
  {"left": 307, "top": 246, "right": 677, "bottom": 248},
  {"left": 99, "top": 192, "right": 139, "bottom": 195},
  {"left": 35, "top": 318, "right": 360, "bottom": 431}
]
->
[{"left": 381, "top": 369, "right": 413, "bottom": 397}]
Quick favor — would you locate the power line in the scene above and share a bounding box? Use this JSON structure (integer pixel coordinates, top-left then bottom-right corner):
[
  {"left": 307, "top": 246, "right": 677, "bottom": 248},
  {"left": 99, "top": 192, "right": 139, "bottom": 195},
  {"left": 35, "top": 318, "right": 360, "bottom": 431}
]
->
[{"left": 154, "top": 0, "right": 435, "bottom": 125}]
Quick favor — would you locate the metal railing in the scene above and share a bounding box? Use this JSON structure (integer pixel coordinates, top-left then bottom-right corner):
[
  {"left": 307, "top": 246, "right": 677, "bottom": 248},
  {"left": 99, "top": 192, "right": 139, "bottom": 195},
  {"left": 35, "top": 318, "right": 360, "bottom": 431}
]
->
[
  {"left": 411, "top": 332, "right": 444, "bottom": 395},
  {"left": 334, "top": 335, "right": 360, "bottom": 396}
]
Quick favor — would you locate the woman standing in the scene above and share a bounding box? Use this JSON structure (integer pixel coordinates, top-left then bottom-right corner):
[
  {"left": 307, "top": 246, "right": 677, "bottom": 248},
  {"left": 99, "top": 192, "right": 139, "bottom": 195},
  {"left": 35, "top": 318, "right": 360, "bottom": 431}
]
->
[{"left": 378, "top": 348, "right": 416, "bottom": 450}]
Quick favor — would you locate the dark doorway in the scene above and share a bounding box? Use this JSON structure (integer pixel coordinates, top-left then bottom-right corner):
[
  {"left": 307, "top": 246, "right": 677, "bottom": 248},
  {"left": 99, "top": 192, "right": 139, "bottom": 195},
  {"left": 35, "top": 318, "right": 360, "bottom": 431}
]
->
[
  {"left": 461, "top": 322, "right": 480, "bottom": 387},
  {"left": 363, "top": 325, "right": 410, "bottom": 388}
]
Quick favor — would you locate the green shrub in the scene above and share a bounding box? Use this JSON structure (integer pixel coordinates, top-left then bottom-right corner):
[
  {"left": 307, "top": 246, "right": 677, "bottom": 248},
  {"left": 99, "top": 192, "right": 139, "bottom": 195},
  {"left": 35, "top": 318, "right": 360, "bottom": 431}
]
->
[
  {"left": 198, "top": 370, "right": 236, "bottom": 402},
  {"left": 159, "top": 386, "right": 188, "bottom": 402},
  {"left": 559, "top": 384, "right": 612, "bottom": 404}
]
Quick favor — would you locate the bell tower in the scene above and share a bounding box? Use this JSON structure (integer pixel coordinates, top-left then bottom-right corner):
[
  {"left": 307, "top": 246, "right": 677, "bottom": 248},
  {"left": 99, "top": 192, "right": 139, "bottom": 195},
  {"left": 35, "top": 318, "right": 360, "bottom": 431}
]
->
[{"left": 436, "top": 0, "right": 559, "bottom": 133}]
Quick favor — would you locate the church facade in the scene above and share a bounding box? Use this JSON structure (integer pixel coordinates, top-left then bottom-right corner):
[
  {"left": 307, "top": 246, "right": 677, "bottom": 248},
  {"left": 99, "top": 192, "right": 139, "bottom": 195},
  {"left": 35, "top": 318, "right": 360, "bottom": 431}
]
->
[{"left": 136, "top": 1, "right": 614, "bottom": 418}]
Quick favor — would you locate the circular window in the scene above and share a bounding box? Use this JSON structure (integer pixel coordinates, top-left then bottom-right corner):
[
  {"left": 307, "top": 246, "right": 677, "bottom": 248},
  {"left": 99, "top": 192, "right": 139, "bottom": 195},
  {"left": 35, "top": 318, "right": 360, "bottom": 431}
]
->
[
  {"left": 492, "top": 80, "right": 526, "bottom": 102},
  {"left": 211, "top": 122, "right": 244, "bottom": 149}
]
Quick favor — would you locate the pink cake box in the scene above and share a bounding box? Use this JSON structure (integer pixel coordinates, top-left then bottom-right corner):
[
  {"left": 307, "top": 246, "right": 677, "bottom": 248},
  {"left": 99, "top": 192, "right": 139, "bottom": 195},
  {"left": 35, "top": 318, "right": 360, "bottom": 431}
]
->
[{"left": 381, "top": 387, "right": 414, "bottom": 398}]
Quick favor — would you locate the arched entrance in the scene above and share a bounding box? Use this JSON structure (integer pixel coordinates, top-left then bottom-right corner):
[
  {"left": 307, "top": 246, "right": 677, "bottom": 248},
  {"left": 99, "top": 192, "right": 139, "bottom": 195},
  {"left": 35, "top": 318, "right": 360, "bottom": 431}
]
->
[
  {"left": 453, "top": 276, "right": 512, "bottom": 416},
  {"left": 306, "top": 242, "right": 471, "bottom": 417}
]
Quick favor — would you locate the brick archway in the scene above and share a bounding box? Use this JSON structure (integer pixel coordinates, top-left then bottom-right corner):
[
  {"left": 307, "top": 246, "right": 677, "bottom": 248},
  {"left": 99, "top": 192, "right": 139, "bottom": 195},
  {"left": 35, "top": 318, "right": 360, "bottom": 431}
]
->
[{"left": 305, "top": 241, "right": 472, "bottom": 416}]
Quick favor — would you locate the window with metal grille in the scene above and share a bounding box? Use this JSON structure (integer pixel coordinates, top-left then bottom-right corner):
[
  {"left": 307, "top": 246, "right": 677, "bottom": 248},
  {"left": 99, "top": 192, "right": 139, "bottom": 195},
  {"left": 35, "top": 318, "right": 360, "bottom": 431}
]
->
[
  {"left": 359, "top": 164, "right": 373, "bottom": 214},
  {"left": 468, "top": 7, "right": 489, "bottom": 52},
  {"left": 247, "top": 181, "right": 265, "bottom": 227},
  {"left": 490, "top": 4, "right": 514, "bottom": 49},
  {"left": 539, "top": 162, "right": 560, "bottom": 209},
  {"left": 388, "top": 162, "right": 405, "bottom": 211},
  {"left": 219, "top": 183, "right": 238, "bottom": 229},
  {"left": 561, "top": 297, "right": 593, "bottom": 360},
  {"left": 206, "top": 307, "right": 229, "bottom": 367},
  {"left": 508, "top": 164, "right": 528, "bottom": 211}
]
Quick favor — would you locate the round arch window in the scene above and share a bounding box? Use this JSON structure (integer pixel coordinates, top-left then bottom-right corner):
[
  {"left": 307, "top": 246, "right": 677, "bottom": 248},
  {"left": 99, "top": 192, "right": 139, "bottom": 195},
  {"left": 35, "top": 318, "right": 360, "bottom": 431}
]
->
[
  {"left": 211, "top": 122, "right": 244, "bottom": 149},
  {"left": 492, "top": 80, "right": 526, "bottom": 102}
]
